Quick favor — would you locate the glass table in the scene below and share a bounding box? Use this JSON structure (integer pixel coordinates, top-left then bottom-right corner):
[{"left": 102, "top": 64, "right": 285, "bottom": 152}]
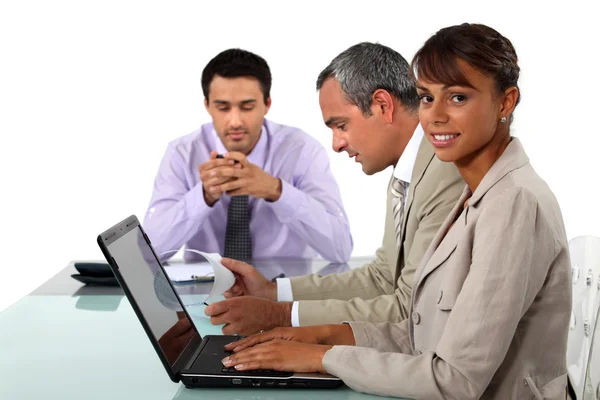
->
[{"left": 0, "top": 257, "right": 404, "bottom": 399}]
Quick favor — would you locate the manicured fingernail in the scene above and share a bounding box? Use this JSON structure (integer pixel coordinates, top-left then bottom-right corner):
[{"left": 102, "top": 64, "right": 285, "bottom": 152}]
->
[
  {"left": 211, "top": 171, "right": 217, "bottom": 177},
  {"left": 233, "top": 346, "right": 241, "bottom": 352},
  {"left": 234, "top": 364, "right": 244, "bottom": 370},
  {"left": 222, "top": 357, "right": 232, "bottom": 366}
]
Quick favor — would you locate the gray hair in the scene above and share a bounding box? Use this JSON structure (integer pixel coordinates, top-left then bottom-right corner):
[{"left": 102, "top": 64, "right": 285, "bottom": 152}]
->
[{"left": 316, "top": 42, "right": 419, "bottom": 115}]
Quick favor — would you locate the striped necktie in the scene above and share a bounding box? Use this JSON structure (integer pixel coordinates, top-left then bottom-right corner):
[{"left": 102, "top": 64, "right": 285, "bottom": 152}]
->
[
  {"left": 391, "top": 178, "right": 408, "bottom": 249},
  {"left": 224, "top": 195, "right": 252, "bottom": 262}
]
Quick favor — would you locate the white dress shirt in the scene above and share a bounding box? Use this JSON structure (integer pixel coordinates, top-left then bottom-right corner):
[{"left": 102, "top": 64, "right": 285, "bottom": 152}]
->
[{"left": 278, "top": 125, "right": 425, "bottom": 326}]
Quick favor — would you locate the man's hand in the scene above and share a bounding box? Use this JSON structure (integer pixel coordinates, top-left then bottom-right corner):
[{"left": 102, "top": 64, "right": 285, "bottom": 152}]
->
[
  {"left": 199, "top": 151, "right": 240, "bottom": 206},
  {"left": 204, "top": 297, "right": 292, "bottom": 336},
  {"left": 221, "top": 257, "right": 277, "bottom": 300},
  {"left": 212, "top": 152, "right": 282, "bottom": 202}
]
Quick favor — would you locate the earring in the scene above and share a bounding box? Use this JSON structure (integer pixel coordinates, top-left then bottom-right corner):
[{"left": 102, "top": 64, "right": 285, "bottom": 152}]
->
[{"left": 500, "top": 116, "right": 507, "bottom": 123}]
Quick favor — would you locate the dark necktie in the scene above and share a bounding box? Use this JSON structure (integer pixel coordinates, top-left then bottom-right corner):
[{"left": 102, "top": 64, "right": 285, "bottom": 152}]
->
[{"left": 224, "top": 195, "right": 252, "bottom": 262}]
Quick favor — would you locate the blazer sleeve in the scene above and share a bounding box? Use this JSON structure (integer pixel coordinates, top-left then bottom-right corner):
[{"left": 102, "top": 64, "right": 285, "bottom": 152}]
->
[
  {"left": 347, "top": 319, "right": 413, "bottom": 354},
  {"left": 322, "top": 188, "right": 561, "bottom": 400},
  {"left": 290, "top": 244, "right": 394, "bottom": 300},
  {"left": 289, "top": 175, "right": 396, "bottom": 304}
]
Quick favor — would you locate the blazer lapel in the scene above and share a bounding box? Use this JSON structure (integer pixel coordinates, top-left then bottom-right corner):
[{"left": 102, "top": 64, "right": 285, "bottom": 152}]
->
[
  {"left": 402, "top": 136, "right": 435, "bottom": 229},
  {"left": 413, "top": 138, "right": 529, "bottom": 288},
  {"left": 414, "top": 187, "right": 470, "bottom": 288},
  {"left": 393, "top": 136, "right": 435, "bottom": 283}
]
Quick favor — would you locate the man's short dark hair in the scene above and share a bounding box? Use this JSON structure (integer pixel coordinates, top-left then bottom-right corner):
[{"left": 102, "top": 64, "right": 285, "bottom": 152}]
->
[{"left": 202, "top": 48, "right": 272, "bottom": 105}]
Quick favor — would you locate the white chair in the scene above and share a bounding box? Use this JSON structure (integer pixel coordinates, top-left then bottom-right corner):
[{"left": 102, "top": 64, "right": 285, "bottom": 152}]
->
[{"left": 566, "top": 235, "right": 600, "bottom": 399}]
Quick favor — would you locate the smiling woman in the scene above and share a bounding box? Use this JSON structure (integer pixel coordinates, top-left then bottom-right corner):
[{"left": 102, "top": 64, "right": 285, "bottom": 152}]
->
[
  {"left": 223, "top": 23, "right": 572, "bottom": 400},
  {"left": 413, "top": 24, "right": 521, "bottom": 182}
]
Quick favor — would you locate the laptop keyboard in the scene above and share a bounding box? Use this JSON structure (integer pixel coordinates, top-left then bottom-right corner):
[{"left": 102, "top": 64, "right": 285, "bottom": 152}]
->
[{"left": 191, "top": 335, "right": 292, "bottom": 377}]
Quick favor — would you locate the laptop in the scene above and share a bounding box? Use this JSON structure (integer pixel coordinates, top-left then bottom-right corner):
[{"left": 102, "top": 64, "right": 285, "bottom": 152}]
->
[{"left": 97, "top": 215, "right": 343, "bottom": 389}]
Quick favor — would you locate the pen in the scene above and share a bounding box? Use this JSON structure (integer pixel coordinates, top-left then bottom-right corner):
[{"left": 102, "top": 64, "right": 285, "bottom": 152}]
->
[
  {"left": 202, "top": 301, "right": 209, "bottom": 306},
  {"left": 191, "top": 274, "right": 215, "bottom": 282},
  {"left": 216, "top": 154, "right": 239, "bottom": 163},
  {"left": 271, "top": 273, "right": 285, "bottom": 282}
]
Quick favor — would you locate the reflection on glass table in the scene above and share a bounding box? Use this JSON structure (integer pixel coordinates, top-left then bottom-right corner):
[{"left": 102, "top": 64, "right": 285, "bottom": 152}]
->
[{"left": 172, "top": 379, "right": 401, "bottom": 400}]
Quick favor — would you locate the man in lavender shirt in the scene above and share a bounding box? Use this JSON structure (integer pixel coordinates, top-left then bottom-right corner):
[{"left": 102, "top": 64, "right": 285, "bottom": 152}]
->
[{"left": 143, "top": 49, "right": 352, "bottom": 265}]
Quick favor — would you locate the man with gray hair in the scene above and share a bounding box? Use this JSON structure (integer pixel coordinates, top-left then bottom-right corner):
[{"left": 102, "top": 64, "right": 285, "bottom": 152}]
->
[{"left": 204, "top": 42, "right": 464, "bottom": 335}]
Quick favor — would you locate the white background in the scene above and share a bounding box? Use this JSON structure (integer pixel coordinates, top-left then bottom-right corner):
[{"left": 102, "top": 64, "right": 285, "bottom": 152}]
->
[{"left": 1, "top": 1, "right": 598, "bottom": 313}]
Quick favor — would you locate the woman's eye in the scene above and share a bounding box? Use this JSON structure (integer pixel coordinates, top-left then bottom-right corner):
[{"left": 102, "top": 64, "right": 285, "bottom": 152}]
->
[
  {"left": 419, "top": 95, "right": 433, "bottom": 104},
  {"left": 451, "top": 94, "right": 466, "bottom": 103}
]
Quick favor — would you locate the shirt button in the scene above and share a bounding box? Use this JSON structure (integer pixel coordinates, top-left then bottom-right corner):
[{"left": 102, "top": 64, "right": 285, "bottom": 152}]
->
[{"left": 412, "top": 312, "right": 421, "bottom": 325}]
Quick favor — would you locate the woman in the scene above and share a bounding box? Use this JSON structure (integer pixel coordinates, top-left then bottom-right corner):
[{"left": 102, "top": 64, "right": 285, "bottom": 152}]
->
[{"left": 221, "top": 23, "right": 571, "bottom": 399}]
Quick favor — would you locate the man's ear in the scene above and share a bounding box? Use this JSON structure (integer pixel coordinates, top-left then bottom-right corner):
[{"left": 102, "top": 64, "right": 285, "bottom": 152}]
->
[
  {"left": 371, "top": 89, "right": 394, "bottom": 124},
  {"left": 264, "top": 97, "right": 272, "bottom": 115}
]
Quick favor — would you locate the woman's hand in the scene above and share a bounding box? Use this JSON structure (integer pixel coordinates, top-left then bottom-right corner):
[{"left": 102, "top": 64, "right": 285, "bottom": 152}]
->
[
  {"left": 222, "top": 340, "right": 333, "bottom": 373},
  {"left": 221, "top": 324, "right": 356, "bottom": 373}
]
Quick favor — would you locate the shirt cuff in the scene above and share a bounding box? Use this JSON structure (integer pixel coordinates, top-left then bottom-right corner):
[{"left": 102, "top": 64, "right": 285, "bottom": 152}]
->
[
  {"left": 291, "top": 301, "right": 300, "bottom": 327},
  {"left": 276, "top": 278, "right": 293, "bottom": 302}
]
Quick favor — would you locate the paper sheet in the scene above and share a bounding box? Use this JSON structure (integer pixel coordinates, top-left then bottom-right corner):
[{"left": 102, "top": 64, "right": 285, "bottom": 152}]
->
[
  {"left": 194, "top": 251, "right": 236, "bottom": 303},
  {"left": 159, "top": 249, "right": 235, "bottom": 302}
]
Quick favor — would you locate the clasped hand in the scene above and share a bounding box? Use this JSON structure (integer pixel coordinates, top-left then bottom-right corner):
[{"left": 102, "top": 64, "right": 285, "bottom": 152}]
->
[{"left": 199, "top": 151, "right": 282, "bottom": 206}]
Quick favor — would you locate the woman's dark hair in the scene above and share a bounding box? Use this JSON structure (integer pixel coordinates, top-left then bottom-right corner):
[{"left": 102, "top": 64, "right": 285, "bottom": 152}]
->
[
  {"left": 202, "top": 48, "right": 272, "bottom": 105},
  {"left": 412, "top": 23, "right": 520, "bottom": 108}
]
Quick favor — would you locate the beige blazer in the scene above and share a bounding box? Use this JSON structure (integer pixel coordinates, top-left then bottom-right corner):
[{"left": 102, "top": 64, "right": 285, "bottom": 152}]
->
[
  {"left": 322, "top": 138, "right": 571, "bottom": 400},
  {"left": 290, "top": 135, "right": 464, "bottom": 325}
]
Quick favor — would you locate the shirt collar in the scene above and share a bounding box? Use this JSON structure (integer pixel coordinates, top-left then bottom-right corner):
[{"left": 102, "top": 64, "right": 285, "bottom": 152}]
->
[
  {"left": 213, "top": 123, "right": 269, "bottom": 169},
  {"left": 393, "top": 124, "right": 424, "bottom": 183}
]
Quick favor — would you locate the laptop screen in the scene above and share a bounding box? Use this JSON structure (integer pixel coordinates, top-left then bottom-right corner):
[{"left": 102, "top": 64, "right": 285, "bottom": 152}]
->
[{"left": 107, "top": 226, "right": 196, "bottom": 367}]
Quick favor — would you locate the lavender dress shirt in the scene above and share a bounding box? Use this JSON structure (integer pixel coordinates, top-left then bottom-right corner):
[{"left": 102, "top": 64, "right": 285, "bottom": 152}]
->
[{"left": 143, "top": 119, "right": 352, "bottom": 264}]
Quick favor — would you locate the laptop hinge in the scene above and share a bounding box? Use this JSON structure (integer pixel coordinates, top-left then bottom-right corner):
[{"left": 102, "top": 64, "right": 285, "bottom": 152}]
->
[{"left": 183, "top": 336, "right": 209, "bottom": 371}]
